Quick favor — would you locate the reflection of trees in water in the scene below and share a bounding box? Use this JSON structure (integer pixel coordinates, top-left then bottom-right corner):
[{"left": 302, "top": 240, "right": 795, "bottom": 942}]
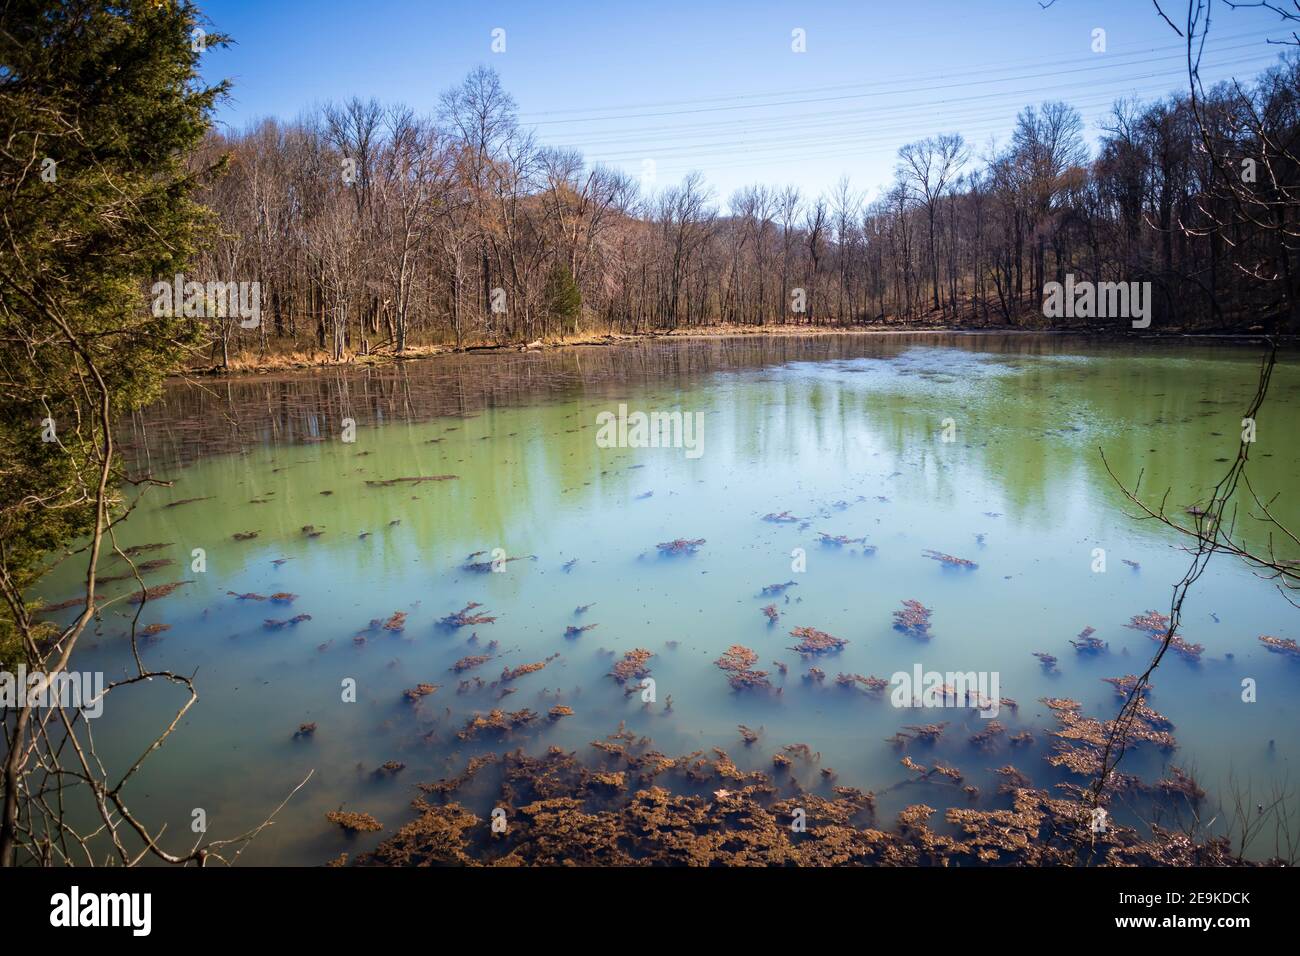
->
[{"left": 122, "top": 334, "right": 1265, "bottom": 471}]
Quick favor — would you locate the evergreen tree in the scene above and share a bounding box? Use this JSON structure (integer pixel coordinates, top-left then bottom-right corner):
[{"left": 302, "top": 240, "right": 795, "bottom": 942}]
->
[
  {"left": 544, "top": 261, "right": 582, "bottom": 335},
  {"left": 0, "top": 1, "right": 225, "bottom": 661}
]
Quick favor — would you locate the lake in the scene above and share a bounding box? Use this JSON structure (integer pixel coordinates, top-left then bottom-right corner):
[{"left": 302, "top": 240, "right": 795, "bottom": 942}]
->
[{"left": 38, "top": 333, "right": 1300, "bottom": 864}]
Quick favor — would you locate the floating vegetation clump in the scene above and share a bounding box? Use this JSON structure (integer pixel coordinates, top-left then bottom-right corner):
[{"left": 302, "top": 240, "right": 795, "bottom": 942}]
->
[
  {"left": 1127, "top": 609, "right": 1170, "bottom": 634},
  {"left": 457, "top": 708, "right": 539, "bottom": 740},
  {"left": 817, "top": 532, "right": 871, "bottom": 550},
  {"left": 892, "top": 600, "right": 932, "bottom": 637},
  {"left": 93, "top": 558, "right": 175, "bottom": 586},
  {"left": 922, "top": 549, "right": 977, "bottom": 569},
  {"left": 264, "top": 614, "right": 312, "bottom": 629},
  {"left": 294, "top": 723, "right": 316, "bottom": 738},
  {"left": 440, "top": 603, "right": 497, "bottom": 628},
  {"left": 609, "top": 649, "right": 653, "bottom": 684},
  {"left": 1101, "top": 675, "right": 1142, "bottom": 701},
  {"left": 35, "top": 596, "right": 86, "bottom": 613},
  {"left": 270, "top": 592, "right": 297, "bottom": 603},
  {"left": 1259, "top": 635, "right": 1300, "bottom": 660},
  {"left": 548, "top": 706, "right": 574, "bottom": 720},
  {"left": 326, "top": 811, "right": 382, "bottom": 834},
  {"left": 1042, "top": 695, "right": 1176, "bottom": 782},
  {"left": 383, "top": 611, "right": 407, "bottom": 632},
  {"left": 227, "top": 591, "right": 267, "bottom": 601},
  {"left": 835, "top": 673, "right": 889, "bottom": 695},
  {"left": 403, "top": 683, "right": 439, "bottom": 702},
  {"left": 565, "top": 623, "right": 598, "bottom": 638},
  {"left": 365, "top": 475, "right": 458, "bottom": 487},
  {"left": 656, "top": 538, "right": 705, "bottom": 556},
  {"left": 713, "top": 644, "right": 771, "bottom": 690},
  {"left": 501, "top": 654, "right": 558, "bottom": 681},
  {"left": 1125, "top": 610, "right": 1204, "bottom": 662},
  {"left": 119, "top": 542, "right": 171, "bottom": 558},
  {"left": 461, "top": 553, "right": 534, "bottom": 573},
  {"left": 346, "top": 739, "right": 1245, "bottom": 867},
  {"left": 1158, "top": 767, "right": 1206, "bottom": 803},
  {"left": 451, "top": 654, "right": 491, "bottom": 672},
  {"left": 761, "top": 604, "right": 779, "bottom": 623},
  {"left": 1070, "top": 626, "right": 1107, "bottom": 654},
  {"left": 1033, "top": 652, "right": 1058, "bottom": 672},
  {"left": 127, "top": 580, "right": 194, "bottom": 604},
  {"left": 760, "top": 581, "right": 796, "bottom": 596},
  {"left": 968, "top": 721, "right": 1006, "bottom": 750},
  {"left": 232, "top": 531, "right": 260, "bottom": 541},
  {"left": 762, "top": 511, "right": 800, "bottom": 523},
  {"left": 788, "top": 626, "right": 847, "bottom": 657},
  {"left": 898, "top": 723, "right": 947, "bottom": 746}
]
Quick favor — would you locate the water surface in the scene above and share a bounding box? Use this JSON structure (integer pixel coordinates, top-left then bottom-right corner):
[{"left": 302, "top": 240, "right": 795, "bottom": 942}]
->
[{"left": 42, "top": 334, "right": 1300, "bottom": 864}]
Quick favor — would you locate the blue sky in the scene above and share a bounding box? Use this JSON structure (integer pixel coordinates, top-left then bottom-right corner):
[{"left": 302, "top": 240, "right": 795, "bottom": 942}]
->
[{"left": 197, "top": 0, "right": 1291, "bottom": 207}]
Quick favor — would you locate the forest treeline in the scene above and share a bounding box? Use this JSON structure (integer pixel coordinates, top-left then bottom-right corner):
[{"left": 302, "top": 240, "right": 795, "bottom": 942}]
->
[{"left": 193, "top": 55, "right": 1300, "bottom": 364}]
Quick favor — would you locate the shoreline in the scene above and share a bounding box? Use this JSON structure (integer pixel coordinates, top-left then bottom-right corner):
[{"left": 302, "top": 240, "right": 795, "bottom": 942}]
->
[{"left": 177, "top": 323, "right": 1291, "bottom": 381}]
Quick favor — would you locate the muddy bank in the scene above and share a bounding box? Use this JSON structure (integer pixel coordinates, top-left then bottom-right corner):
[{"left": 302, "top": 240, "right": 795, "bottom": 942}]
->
[{"left": 180, "top": 321, "right": 1289, "bottom": 379}]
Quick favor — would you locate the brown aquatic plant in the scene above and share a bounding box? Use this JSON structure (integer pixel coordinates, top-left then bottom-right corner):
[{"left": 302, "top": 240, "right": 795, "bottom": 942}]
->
[
  {"left": 264, "top": 614, "right": 312, "bottom": 629},
  {"left": 326, "top": 811, "right": 382, "bottom": 834},
  {"left": 609, "top": 649, "right": 653, "bottom": 684},
  {"left": 365, "top": 475, "right": 458, "bottom": 487},
  {"left": 1070, "top": 626, "right": 1107, "bottom": 654},
  {"left": 893, "top": 599, "right": 932, "bottom": 637},
  {"left": 1259, "top": 635, "right": 1300, "bottom": 660},
  {"left": 835, "top": 673, "right": 889, "bottom": 694},
  {"left": 440, "top": 602, "right": 497, "bottom": 628},
  {"left": 714, "top": 644, "right": 770, "bottom": 689},
  {"left": 127, "top": 580, "right": 194, "bottom": 604},
  {"left": 656, "top": 538, "right": 705, "bottom": 555},
  {"left": 500, "top": 654, "right": 558, "bottom": 682},
  {"left": 456, "top": 708, "right": 539, "bottom": 740},
  {"left": 788, "top": 625, "right": 847, "bottom": 656},
  {"left": 922, "top": 549, "right": 978, "bottom": 569},
  {"left": 451, "top": 654, "right": 491, "bottom": 672}
]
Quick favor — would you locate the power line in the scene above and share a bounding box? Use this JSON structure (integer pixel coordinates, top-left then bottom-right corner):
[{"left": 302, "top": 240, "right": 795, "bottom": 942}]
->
[
  {"left": 519, "top": 30, "right": 1277, "bottom": 128},
  {"left": 552, "top": 45, "right": 1272, "bottom": 153},
  {"left": 574, "top": 53, "right": 1274, "bottom": 164}
]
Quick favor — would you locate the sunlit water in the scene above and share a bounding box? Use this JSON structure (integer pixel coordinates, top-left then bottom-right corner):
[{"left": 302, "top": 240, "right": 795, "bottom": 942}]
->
[{"left": 36, "top": 334, "right": 1300, "bottom": 864}]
